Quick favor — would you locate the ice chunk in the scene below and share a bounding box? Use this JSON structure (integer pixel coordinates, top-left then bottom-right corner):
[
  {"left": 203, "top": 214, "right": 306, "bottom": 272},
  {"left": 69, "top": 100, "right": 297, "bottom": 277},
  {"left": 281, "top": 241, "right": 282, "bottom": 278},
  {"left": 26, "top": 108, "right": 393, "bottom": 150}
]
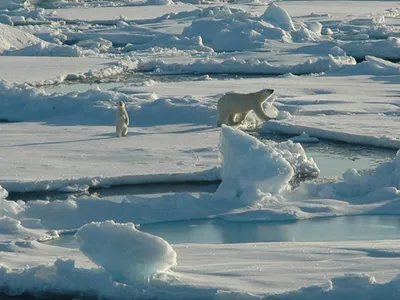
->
[
  {"left": 329, "top": 46, "right": 346, "bottom": 56},
  {"left": 58, "top": 184, "right": 89, "bottom": 193},
  {"left": 75, "top": 220, "right": 177, "bottom": 284},
  {"left": 290, "top": 132, "right": 320, "bottom": 143},
  {"left": 305, "top": 21, "right": 323, "bottom": 34},
  {"left": 261, "top": 3, "right": 295, "bottom": 31},
  {"left": 3, "top": 42, "right": 82, "bottom": 57},
  {"left": 0, "top": 185, "right": 8, "bottom": 199},
  {"left": 0, "top": 24, "right": 42, "bottom": 53},
  {"left": 305, "top": 150, "right": 400, "bottom": 199},
  {"left": 0, "top": 216, "right": 21, "bottom": 232},
  {"left": 216, "top": 125, "right": 294, "bottom": 198}
]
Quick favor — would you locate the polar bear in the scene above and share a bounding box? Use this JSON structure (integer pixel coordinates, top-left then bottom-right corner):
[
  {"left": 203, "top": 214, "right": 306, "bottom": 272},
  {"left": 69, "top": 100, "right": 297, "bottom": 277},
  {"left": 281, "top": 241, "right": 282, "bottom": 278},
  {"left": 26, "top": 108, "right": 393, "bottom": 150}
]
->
[
  {"left": 116, "top": 101, "right": 129, "bottom": 137},
  {"left": 217, "top": 88, "right": 275, "bottom": 127}
]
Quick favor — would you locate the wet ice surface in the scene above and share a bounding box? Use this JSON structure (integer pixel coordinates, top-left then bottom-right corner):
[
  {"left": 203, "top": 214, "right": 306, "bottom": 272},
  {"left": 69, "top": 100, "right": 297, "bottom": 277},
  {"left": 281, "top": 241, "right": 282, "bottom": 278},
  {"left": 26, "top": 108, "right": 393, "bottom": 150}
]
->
[{"left": 45, "top": 215, "right": 400, "bottom": 248}]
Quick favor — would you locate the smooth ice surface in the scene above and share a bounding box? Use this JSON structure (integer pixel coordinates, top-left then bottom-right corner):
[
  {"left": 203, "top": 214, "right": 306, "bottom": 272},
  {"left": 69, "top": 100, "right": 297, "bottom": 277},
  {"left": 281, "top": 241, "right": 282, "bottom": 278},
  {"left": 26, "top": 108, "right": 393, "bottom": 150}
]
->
[{"left": 0, "top": 57, "right": 122, "bottom": 84}]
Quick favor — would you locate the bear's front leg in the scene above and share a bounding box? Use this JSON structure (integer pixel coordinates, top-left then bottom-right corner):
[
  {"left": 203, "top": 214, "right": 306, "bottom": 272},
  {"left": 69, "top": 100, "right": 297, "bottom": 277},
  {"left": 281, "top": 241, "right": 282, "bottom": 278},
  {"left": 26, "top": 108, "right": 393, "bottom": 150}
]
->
[{"left": 253, "top": 103, "right": 272, "bottom": 122}]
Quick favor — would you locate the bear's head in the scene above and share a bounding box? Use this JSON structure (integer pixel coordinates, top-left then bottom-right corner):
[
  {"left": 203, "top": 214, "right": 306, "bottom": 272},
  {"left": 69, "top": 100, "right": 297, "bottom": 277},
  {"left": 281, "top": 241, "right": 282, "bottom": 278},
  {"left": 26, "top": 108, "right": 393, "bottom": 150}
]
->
[
  {"left": 256, "top": 88, "right": 274, "bottom": 102},
  {"left": 118, "top": 101, "right": 126, "bottom": 109},
  {"left": 261, "top": 89, "right": 274, "bottom": 97}
]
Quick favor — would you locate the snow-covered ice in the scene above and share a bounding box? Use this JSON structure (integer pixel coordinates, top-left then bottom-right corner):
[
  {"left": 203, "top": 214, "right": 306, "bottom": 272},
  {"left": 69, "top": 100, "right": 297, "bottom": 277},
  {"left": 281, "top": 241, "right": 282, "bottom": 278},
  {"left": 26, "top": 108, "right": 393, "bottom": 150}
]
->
[
  {"left": 0, "top": 57, "right": 126, "bottom": 84},
  {"left": 0, "top": 23, "right": 42, "bottom": 52},
  {"left": 2, "top": 237, "right": 400, "bottom": 298},
  {"left": 1, "top": 0, "right": 400, "bottom": 298},
  {"left": 0, "top": 186, "right": 8, "bottom": 199},
  {"left": 76, "top": 220, "right": 177, "bottom": 283}
]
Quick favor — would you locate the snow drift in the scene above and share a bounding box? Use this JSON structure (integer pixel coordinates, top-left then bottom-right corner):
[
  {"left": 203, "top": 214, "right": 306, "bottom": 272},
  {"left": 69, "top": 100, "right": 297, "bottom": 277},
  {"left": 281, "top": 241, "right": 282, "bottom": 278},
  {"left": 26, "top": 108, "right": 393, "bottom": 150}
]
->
[
  {"left": 75, "top": 220, "right": 177, "bottom": 283},
  {"left": 0, "top": 258, "right": 151, "bottom": 299},
  {"left": 337, "top": 37, "right": 400, "bottom": 61},
  {"left": 261, "top": 2, "right": 295, "bottom": 32},
  {"left": 3, "top": 42, "right": 83, "bottom": 57},
  {"left": 0, "top": 79, "right": 216, "bottom": 126},
  {"left": 272, "top": 273, "right": 400, "bottom": 300},
  {"left": 0, "top": 24, "right": 42, "bottom": 53},
  {"left": 183, "top": 3, "right": 322, "bottom": 51},
  {"left": 136, "top": 55, "right": 356, "bottom": 76},
  {"left": 0, "top": 216, "right": 22, "bottom": 232}
]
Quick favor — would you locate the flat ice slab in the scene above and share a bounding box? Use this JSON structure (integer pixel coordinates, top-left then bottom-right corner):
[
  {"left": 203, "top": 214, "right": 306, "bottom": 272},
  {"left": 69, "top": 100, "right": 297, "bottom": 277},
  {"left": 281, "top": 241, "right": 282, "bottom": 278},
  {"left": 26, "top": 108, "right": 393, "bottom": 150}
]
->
[
  {"left": 0, "top": 123, "right": 219, "bottom": 192},
  {"left": 50, "top": 5, "right": 198, "bottom": 21},
  {"left": 0, "top": 56, "right": 117, "bottom": 84}
]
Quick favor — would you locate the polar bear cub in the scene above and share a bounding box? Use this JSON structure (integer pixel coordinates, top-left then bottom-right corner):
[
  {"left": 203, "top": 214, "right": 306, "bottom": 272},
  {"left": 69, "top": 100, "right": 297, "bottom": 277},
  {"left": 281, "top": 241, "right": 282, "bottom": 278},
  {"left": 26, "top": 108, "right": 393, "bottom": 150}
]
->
[
  {"left": 217, "top": 88, "right": 275, "bottom": 127},
  {"left": 116, "top": 101, "right": 129, "bottom": 137}
]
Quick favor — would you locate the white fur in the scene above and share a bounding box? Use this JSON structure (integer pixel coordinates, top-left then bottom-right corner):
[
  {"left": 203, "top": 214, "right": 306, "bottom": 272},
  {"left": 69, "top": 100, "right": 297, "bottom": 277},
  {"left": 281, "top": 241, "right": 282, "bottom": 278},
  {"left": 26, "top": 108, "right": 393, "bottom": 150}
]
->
[
  {"left": 116, "top": 101, "right": 129, "bottom": 137},
  {"left": 216, "top": 88, "right": 275, "bottom": 127}
]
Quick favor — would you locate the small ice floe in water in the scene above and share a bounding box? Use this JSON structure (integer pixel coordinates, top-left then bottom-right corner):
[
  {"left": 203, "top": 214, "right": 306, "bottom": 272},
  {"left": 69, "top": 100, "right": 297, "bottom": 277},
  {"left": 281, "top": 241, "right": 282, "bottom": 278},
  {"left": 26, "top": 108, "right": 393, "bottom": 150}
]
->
[
  {"left": 290, "top": 132, "right": 320, "bottom": 143},
  {"left": 75, "top": 220, "right": 177, "bottom": 284},
  {"left": 58, "top": 184, "right": 90, "bottom": 193}
]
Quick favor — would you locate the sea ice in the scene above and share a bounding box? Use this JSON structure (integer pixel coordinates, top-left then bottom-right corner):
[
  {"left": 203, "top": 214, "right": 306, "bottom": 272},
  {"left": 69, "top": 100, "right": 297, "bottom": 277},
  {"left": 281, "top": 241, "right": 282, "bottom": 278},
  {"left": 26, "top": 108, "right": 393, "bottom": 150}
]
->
[
  {"left": 214, "top": 125, "right": 294, "bottom": 204},
  {"left": 261, "top": 2, "right": 295, "bottom": 32},
  {"left": 290, "top": 132, "right": 320, "bottom": 143},
  {"left": 0, "top": 23, "right": 42, "bottom": 53},
  {"left": 75, "top": 220, "right": 177, "bottom": 283},
  {"left": 0, "top": 186, "right": 8, "bottom": 199},
  {"left": 303, "top": 150, "right": 400, "bottom": 199}
]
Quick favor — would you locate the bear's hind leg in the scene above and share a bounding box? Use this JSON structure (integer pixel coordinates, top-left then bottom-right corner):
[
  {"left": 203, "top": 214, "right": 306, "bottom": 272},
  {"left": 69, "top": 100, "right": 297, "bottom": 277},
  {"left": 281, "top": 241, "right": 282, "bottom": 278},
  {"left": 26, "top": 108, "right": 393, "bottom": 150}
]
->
[
  {"left": 227, "top": 113, "right": 237, "bottom": 125},
  {"left": 116, "top": 126, "right": 122, "bottom": 137},
  {"left": 121, "top": 125, "right": 129, "bottom": 137},
  {"left": 234, "top": 112, "right": 248, "bottom": 124},
  {"left": 217, "top": 112, "right": 231, "bottom": 127},
  {"left": 227, "top": 113, "right": 247, "bottom": 126}
]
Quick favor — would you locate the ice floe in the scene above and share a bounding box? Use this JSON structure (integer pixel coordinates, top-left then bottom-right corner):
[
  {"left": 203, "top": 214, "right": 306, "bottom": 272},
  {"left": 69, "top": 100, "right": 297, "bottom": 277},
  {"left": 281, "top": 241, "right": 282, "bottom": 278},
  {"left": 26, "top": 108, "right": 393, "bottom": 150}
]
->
[{"left": 76, "top": 220, "right": 177, "bottom": 283}]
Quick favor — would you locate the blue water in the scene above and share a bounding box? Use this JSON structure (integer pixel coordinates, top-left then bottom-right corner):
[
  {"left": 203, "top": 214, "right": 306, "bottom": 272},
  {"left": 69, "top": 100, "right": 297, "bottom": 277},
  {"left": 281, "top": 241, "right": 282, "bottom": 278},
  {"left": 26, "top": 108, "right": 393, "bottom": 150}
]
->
[
  {"left": 257, "top": 133, "right": 395, "bottom": 177},
  {"left": 44, "top": 215, "right": 400, "bottom": 249}
]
